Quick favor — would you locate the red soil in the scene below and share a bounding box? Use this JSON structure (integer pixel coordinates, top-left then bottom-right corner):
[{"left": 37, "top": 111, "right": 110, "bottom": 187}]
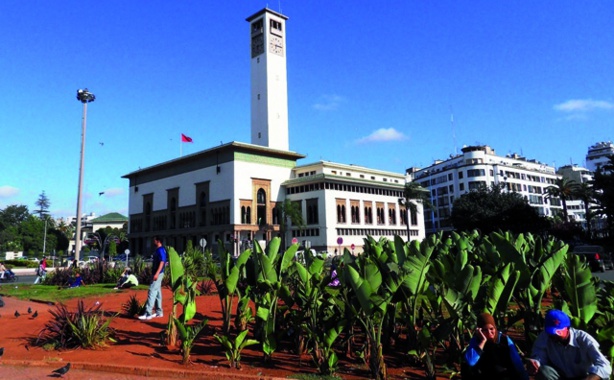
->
[{"left": 0, "top": 288, "right": 452, "bottom": 379}]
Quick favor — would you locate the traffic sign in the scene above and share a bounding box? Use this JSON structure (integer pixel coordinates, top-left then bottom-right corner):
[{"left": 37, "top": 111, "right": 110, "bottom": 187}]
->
[
  {"left": 351, "top": 244, "right": 355, "bottom": 251},
  {"left": 199, "top": 238, "right": 207, "bottom": 248},
  {"left": 337, "top": 237, "right": 343, "bottom": 245},
  {"left": 291, "top": 237, "right": 298, "bottom": 244}
]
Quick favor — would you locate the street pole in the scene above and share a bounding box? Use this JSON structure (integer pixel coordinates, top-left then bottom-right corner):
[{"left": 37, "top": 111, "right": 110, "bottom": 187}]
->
[
  {"left": 75, "top": 88, "right": 95, "bottom": 261},
  {"left": 43, "top": 217, "right": 48, "bottom": 255}
]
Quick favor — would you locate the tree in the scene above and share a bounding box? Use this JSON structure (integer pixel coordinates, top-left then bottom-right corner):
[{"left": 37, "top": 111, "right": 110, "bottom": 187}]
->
[
  {"left": 34, "top": 191, "right": 51, "bottom": 219},
  {"left": 277, "top": 199, "right": 305, "bottom": 249},
  {"left": 0, "top": 204, "right": 30, "bottom": 230},
  {"left": 398, "top": 181, "right": 433, "bottom": 240},
  {"left": 545, "top": 178, "right": 578, "bottom": 222},
  {"left": 574, "top": 181, "right": 596, "bottom": 239},
  {"left": 451, "top": 183, "right": 548, "bottom": 234},
  {"left": 592, "top": 155, "right": 614, "bottom": 237}
]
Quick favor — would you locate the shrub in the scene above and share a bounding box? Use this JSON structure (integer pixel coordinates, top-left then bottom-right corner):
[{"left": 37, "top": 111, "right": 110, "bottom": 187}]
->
[
  {"left": 122, "top": 294, "right": 144, "bottom": 317},
  {"left": 36, "top": 300, "right": 116, "bottom": 349}
]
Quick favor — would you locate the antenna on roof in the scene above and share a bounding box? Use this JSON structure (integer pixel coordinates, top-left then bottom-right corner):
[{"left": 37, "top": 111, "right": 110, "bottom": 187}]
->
[{"left": 450, "top": 105, "right": 457, "bottom": 156}]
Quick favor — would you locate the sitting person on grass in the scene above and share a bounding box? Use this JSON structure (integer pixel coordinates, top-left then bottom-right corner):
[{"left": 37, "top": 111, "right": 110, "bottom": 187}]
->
[
  {"left": 114, "top": 268, "right": 139, "bottom": 290},
  {"left": 68, "top": 273, "right": 85, "bottom": 288}
]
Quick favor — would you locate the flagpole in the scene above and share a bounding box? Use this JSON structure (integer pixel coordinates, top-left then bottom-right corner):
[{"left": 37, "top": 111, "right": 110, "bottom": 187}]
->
[{"left": 180, "top": 135, "right": 182, "bottom": 157}]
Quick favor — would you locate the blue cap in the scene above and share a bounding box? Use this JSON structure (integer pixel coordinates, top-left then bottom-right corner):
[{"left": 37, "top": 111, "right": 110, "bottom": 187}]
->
[{"left": 545, "top": 309, "right": 570, "bottom": 336}]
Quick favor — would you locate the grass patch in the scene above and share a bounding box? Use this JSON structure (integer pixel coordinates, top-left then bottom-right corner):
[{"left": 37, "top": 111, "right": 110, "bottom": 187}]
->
[{"left": 0, "top": 284, "right": 147, "bottom": 303}]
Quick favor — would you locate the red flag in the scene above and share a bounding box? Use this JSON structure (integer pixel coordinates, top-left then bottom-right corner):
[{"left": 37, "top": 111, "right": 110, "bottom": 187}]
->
[{"left": 181, "top": 133, "right": 193, "bottom": 143}]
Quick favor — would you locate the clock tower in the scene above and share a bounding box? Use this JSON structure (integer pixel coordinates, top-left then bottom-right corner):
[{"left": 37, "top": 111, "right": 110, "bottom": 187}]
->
[{"left": 246, "top": 8, "right": 289, "bottom": 151}]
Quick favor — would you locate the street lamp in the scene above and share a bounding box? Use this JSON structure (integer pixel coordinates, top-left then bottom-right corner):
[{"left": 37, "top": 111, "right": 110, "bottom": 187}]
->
[{"left": 74, "top": 88, "right": 95, "bottom": 261}]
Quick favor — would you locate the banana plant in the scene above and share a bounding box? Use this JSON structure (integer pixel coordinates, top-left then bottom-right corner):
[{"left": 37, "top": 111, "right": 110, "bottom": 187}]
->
[
  {"left": 214, "top": 329, "right": 259, "bottom": 369},
  {"left": 248, "top": 238, "right": 297, "bottom": 363},
  {"left": 283, "top": 252, "right": 346, "bottom": 374},
  {"left": 173, "top": 317, "right": 208, "bottom": 364},
  {"left": 341, "top": 236, "right": 411, "bottom": 380},
  {"left": 487, "top": 232, "right": 567, "bottom": 343},
  {"left": 166, "top": 246, "right": 199, "bottom": 346},
  {"left": 553, "top": 253, "right": 598, "bottom": 328},
  {"left": 207, "top": 241, "right": 252, "bottom": 334}
]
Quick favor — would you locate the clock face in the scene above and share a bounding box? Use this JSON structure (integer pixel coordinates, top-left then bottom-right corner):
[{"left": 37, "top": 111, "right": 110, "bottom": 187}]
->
[
  {"left": 251, "top": 34, "right": 264, "bottom": 58},
  {"left": 268, "top": 35, "right": 283, "bottom": 56}
]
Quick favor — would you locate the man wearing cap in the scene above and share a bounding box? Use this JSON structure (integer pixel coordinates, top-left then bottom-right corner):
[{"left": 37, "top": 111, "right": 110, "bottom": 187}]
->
[{"left": 527, "top": 309, "right": 611, "bottom": 380}]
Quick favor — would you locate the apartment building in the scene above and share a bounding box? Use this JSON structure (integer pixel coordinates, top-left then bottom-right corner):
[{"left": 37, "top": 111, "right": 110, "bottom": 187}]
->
[{"left": 408, "top": 145, "right": 562, "bottom": 233}]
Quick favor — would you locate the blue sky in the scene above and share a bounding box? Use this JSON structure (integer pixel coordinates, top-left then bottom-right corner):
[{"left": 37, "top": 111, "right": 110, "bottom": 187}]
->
[{"left": 1, "top": 1, "right": 613, "bottom": 219}]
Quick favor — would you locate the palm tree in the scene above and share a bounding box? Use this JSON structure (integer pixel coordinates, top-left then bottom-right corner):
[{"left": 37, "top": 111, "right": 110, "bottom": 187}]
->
[
  {"left": 546, "top": 178, "right": 578, "bottom": 222},
  {"left": 398, "top": 181, "right": 433, "bottom": 240},
  {"left": 277, "top": 199, "right": 305, "bottom": 249},
  {"left": 574, "top": 181, "right": 596, "bottom": 238}
]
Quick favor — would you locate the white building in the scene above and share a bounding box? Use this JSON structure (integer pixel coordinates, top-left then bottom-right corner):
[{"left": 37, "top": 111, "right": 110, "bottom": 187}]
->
[
  {"left": 556, "top": 165, "right": 592, "bottom": 226},
  {"left": 408, "top": 145, "right": 562, "bottom": 233},
  {"left": 122, "top": 8, "right": 424, "bottom": 256},
  {"left": 586, "top": 141, "right": 614, "bottom": 172}
]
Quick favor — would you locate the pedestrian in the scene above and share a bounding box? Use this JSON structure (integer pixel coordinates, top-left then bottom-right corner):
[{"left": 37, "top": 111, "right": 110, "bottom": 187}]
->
[
  {"left": 33, "top": 257, "right": 48, "bottom": 284},
  {"left": 461, "top": 312, "right": 528, "bottom": 380},
  {"left": 526, "top": 309, "right": 611, "bottom": 380},
  {"left": 138, "top": 236, "right": 168, "bottom": 320},
  {"left": 0, "top": 262, "right": 7, "bottom": 280}
]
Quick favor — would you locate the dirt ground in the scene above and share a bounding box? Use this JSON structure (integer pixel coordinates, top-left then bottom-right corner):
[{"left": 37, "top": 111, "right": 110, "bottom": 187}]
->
[{"left": 0, "top": 288, "right": 452, "bottom": 379}]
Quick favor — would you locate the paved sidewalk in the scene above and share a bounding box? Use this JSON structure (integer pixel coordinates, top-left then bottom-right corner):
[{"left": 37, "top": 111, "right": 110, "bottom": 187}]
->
[{"left": 0, "top": 360, "right": 288, "bottom": 379}]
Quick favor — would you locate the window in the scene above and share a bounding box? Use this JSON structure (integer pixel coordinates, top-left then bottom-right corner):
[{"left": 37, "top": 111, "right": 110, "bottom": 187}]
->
[
  {"left": 337, "top": 203, "right": 346, "bottom": 223},
  {"left": 170, "top": 197, "right": 177, "bottom": 229},
  {"left": 270, "top": 19, "right": 282, "bottom": 32},
  {"left": 199, "top": 192, "right": 207, "bottom": 226},
  {"left": 257, "top": 188, "right": 266, "bottom": 226},
  {"left": 410, "top": 209, "right": 418, "bottom": 226},
  {"left": 306, "top": 199, "right": 318, "bottom": 224},
  {"left": 467, "top": 169, "right": 486, "bottom": 177},
  {"left": 458, "top": 171, "right": 464, "bottom": 179}
]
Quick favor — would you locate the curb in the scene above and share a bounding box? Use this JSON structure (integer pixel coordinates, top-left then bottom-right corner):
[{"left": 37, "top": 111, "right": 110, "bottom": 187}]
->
[{"left": 0, "top": 359, "right": 288, "bottom": 379}]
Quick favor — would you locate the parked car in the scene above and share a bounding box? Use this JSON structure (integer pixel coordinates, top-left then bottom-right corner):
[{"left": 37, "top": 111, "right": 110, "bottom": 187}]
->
[{"left": 571, "top": 245, "right": 614, "bottom": 272}]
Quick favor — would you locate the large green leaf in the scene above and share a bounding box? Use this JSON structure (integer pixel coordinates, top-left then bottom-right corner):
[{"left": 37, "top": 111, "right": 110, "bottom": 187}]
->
[{"left": 168, "top": 247, "right": 184, "bottom": 291}]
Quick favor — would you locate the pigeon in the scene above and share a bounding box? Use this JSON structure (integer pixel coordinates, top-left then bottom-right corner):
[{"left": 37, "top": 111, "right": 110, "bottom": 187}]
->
[
  {"left": 27, "top": 307, "right": 32, "bottom": 314},
  {"left": 51, "top": 362, "right": 71, "bottom": 377},
  {"left": 32, "top": 310, "right": 38, "bottom": 318},
  {"left": 14, "top": 310, "right": 20, "bottom": 318}
]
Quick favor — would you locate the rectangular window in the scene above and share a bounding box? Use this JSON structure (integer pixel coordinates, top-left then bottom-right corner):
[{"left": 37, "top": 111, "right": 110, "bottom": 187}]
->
[{"left": 270, "top": 19, "right": 282, "bottom": 31}]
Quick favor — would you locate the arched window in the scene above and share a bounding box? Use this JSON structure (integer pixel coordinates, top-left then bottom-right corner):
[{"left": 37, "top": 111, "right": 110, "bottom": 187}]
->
[{"left": 257, "top": 188, "right": 266, "bottom": 226}]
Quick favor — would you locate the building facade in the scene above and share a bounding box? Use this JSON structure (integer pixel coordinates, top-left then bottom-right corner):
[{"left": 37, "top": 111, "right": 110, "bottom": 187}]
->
[
  {"left": 586, "top": 141, "right": 614, "bottom": 172},
  {"left": 122, "top": 8, "right": 424, "bottom": 257},
  {"left": 408, "top": 145, "right": 562, "bottom": 233}
]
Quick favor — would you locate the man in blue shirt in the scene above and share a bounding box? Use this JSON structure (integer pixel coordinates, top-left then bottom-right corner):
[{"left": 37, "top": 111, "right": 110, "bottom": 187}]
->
[
  {"left": 138, "top": 236, "right": 167, "bottom": 321},
  {"left": 527, "top": 309, "right": 611, "bottom": 380}
]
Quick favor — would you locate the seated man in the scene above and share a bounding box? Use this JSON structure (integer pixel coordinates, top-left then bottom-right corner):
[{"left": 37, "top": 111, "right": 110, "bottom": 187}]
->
[
  {"left": 68, "top": 273, "right": 85, "bottom": 288},
  {"left": 0, "top": 262, "right": 6, "bottom": 279},
  {"left": 527, "top": 309, "right": 611, "bottom": 380},
  {"left": 114, "top": 268, "right": 139, "bottom": 290}
]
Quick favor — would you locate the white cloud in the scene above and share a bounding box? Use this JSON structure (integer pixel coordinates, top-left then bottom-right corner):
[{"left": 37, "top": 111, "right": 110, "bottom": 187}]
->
[
  {"left": 355, "top": 128, "right": 408, "bottom": 144},
  {"left": 554, "top": 99, "right": 614, "bottom": 112},
  {"left": 0, "top": 185, "right": 19, "bottom": 198},
  {"left": 313, "top": 94, "right": 345, "bottom": 111}
]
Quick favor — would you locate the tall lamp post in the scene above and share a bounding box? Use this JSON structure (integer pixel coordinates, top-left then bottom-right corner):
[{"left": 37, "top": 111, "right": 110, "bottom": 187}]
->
[{"left": 74, "top": 88, "right": 95, "bottom": 261}]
